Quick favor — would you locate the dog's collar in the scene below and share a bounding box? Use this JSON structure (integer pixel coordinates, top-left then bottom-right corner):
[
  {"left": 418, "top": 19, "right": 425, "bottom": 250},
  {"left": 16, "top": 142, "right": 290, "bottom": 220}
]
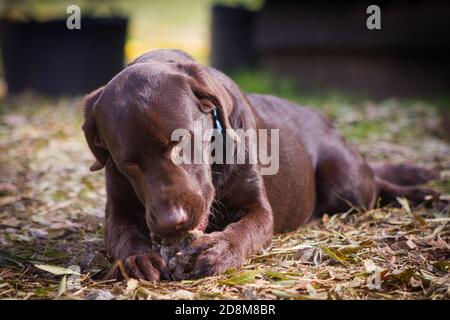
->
[{"left": 211, "top": 107, "right": 223, "bottom": 134}]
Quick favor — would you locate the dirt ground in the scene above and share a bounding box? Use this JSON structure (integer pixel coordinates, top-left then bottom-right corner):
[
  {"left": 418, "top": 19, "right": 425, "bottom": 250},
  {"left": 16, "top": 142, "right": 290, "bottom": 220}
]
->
[{"left": 0, "top": 94, "right": 448, "bottom": 300}]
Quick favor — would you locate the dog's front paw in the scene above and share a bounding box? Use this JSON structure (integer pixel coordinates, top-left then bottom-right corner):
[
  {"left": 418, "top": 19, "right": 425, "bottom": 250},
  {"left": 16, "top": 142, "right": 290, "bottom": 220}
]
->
[
  {"left": 188, "top": 232, "right": 243, "bottom": 278},
  {"left": 113, "top": 251, "right": 169, "bottom": 281}
]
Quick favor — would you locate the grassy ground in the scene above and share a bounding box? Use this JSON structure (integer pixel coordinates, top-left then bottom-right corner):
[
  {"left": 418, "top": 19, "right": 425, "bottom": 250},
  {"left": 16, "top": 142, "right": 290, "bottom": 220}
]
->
[{"left": 0, "top": 76, "right": 449, "bottom": 299}]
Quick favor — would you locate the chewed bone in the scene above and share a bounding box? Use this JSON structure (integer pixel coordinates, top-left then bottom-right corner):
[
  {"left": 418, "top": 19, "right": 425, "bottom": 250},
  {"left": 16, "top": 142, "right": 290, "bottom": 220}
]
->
[{"left": 152, "top": 230, "right": 203, "bottom": 280}]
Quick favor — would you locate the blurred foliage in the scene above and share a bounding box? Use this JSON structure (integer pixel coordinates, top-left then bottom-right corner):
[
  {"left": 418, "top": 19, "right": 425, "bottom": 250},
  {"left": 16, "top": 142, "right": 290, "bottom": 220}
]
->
[
  {"left": 212, "top": 0, "right": 263, "bottom": 10},
  {"left": 231, "top": 69, "right": 367, "bottom": 108},
  {"left": 0, "top": 0, "right": 125, "bottom": 20},
  {"left": 231, "top": 70, "right": 450, "bottom": 146}
]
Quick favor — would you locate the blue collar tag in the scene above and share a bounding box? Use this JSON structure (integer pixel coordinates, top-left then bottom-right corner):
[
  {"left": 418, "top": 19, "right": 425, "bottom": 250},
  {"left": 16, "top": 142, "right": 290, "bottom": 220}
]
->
[{"left": 211, "top": 107, "right": 223, "bottom": 134}]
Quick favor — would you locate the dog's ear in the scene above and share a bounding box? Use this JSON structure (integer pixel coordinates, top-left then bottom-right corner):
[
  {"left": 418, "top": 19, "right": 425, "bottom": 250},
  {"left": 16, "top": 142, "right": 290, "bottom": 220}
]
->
[
  {"left": 176, "top": 62, "right": 239, "bottom": 141},
  {"left": 82, "top": 87, "right": 108, "bottom": 171}
]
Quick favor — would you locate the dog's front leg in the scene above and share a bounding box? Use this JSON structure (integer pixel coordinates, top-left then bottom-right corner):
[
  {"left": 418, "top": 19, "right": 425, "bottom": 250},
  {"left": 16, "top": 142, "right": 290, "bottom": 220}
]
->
[
  {"left": 104, "top": 160, "right": 168, "bottom": 281},
  {"left": 189, "top": 178, "right": 274, "bottom": 278}
]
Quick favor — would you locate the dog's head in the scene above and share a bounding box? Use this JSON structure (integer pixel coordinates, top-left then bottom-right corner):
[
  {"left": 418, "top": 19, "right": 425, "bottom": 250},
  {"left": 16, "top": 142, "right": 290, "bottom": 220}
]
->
[{"left": 82, "top": 62, "right": 237, "bottom": 239}]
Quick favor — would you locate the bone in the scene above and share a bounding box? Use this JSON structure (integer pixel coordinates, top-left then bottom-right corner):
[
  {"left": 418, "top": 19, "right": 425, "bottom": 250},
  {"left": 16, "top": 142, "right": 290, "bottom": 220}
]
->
[{"left": 152, "top": 230, "right": 203, "bottom": 280}]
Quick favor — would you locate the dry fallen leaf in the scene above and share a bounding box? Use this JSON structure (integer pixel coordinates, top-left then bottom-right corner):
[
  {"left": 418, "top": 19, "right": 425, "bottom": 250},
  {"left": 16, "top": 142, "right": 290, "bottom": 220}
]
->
[
  {"left": 294, "top": 246, "right": 323, "bottom": 266},
  {"left": 34, "top": 264, "right": 81, "bottom": 276}
]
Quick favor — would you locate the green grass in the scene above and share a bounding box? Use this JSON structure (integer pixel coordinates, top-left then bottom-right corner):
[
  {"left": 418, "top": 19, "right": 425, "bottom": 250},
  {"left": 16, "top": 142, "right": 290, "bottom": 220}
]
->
[
  {"left": 231, "top": 70, "right": 379, "bottom": 141},
  {"left": 230, "top": 70, "right": 449, "bottom": 143},
  {"left": 340, "top": 121, "right": 387, "bottom": 144},
  {"left": 230, "top": 70, "right": 364, "bottom": 107}
]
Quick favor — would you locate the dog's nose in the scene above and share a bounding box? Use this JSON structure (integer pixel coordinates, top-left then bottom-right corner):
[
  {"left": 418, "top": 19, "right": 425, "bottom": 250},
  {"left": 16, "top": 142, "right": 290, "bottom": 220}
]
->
[{"left": 153, "top": 207, "right": 188, "bottom": 233}]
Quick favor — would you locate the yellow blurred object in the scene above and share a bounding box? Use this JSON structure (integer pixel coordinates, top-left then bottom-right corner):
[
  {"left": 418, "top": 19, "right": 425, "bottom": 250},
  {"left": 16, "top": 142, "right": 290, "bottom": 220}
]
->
[
  {"left": 122, "top": 0, "right": 211, "bottom": 64},
  {"left": 125, "top": 38, "right": 210, "bottom": 65}
]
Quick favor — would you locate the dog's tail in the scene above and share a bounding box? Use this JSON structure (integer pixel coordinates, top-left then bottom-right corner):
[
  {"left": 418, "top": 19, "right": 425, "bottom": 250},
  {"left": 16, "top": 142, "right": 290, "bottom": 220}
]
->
[{"left": 371, "top": 163, "right": 440, "bottom": 206}]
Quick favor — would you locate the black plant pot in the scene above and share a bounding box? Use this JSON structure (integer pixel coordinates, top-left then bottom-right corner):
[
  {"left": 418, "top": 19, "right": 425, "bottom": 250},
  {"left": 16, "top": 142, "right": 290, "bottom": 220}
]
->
[
  {"left": 210, "top": 5, "right": 256, "bottom": 72},
  {"left": 0, "top": 16, "right": 128, "bottom": 96}
]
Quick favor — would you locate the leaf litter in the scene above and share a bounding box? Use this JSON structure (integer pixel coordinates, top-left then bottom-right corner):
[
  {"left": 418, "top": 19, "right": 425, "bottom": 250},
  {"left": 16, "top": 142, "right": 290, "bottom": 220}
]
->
[{"left": 0, "top": 94, "right": 448, "bottom": 299}]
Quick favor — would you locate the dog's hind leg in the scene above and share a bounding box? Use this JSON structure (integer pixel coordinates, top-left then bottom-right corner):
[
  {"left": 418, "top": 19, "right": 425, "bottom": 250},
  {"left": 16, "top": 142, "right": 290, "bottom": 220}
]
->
[
  {"left": 313, "top": 146, "right": 378, "bottom": 217},
  {"left": 375, "top": 176, "right": 439, "bottom": 207},
  {"left": 371, "top": 162, "right": 440, "bottom": 206}
]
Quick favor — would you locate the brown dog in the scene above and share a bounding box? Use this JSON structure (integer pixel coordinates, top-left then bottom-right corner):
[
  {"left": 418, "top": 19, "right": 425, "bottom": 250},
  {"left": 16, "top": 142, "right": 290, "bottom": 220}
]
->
[{"left": 82, "top": 49, "right": 438, "bottom": 280}]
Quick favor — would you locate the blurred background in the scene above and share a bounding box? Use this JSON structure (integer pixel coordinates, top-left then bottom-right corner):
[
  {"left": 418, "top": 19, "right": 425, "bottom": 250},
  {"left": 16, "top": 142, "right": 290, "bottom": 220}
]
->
[{"left": 0, "top": 0, "right": 449, "bottom": 99}]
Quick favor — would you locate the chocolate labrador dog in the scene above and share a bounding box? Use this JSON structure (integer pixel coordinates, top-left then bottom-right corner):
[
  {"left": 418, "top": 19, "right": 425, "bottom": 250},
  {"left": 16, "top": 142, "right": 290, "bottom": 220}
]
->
[{"left": 82, "top": 49, "right": 438, "bottom": 280}]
